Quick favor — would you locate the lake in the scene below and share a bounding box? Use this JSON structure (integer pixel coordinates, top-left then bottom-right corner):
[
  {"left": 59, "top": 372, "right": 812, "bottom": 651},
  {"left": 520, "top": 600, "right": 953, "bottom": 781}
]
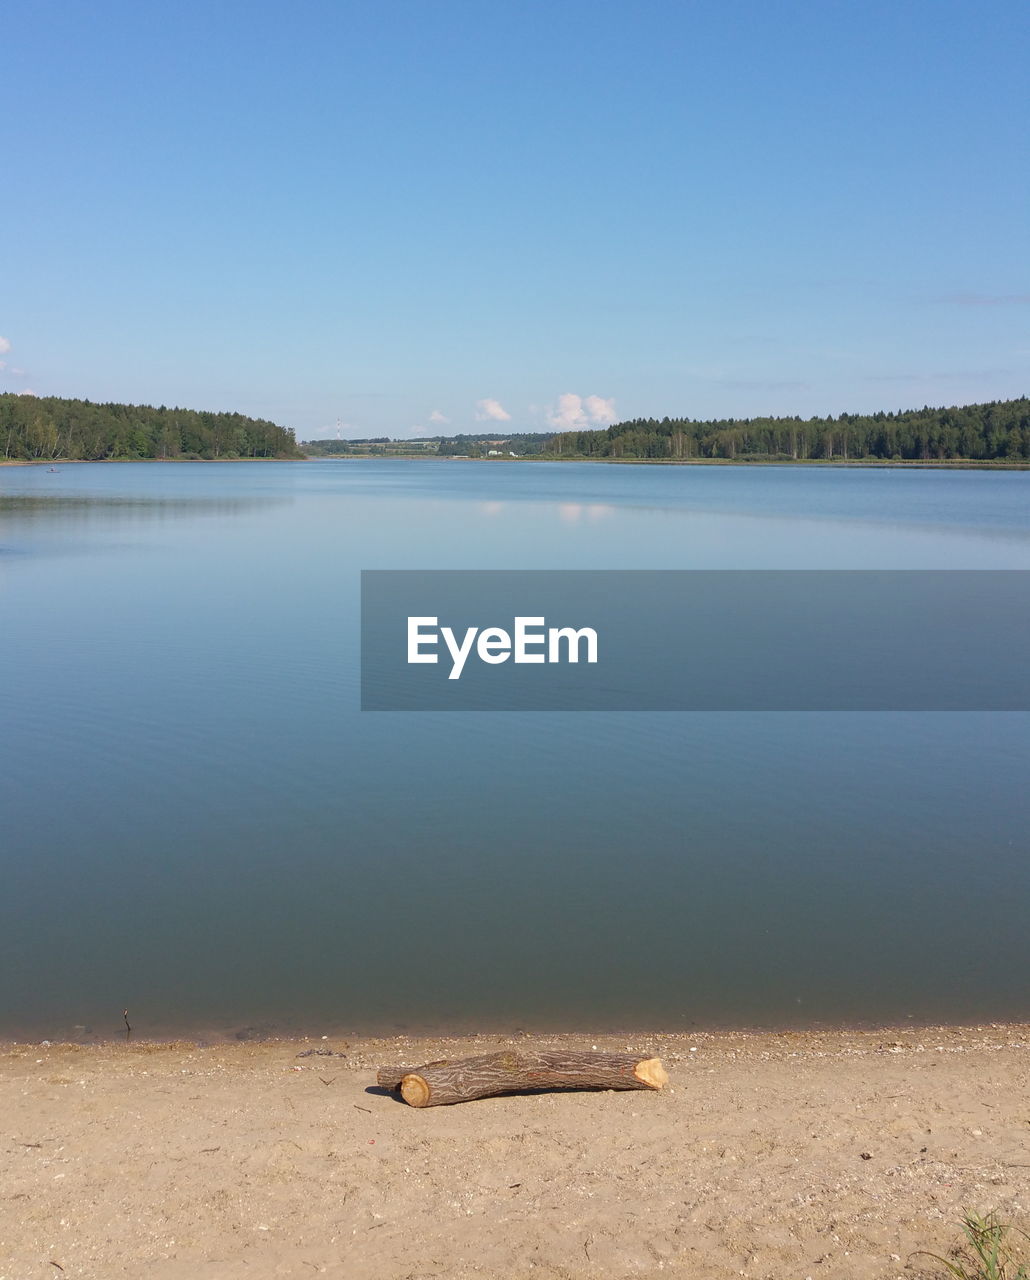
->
[{"left": 1, "top": 459, "right": 1029, "bottom": 1040}]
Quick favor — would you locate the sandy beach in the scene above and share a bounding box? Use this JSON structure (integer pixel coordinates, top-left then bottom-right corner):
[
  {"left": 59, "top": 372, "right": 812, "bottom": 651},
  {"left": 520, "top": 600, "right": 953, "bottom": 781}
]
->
[{"left": 3, "top": 1023, "right": 1029, "bottom": 1279}]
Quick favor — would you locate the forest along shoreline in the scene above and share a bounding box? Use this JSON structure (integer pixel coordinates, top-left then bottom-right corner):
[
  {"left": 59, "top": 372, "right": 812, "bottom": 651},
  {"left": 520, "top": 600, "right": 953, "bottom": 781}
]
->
[
  {"left": 6, "top": 456, "right": 1030, "bottom": 468},
  {"left": 4, "top": 390, "right": 1030, "bottom": 463}
]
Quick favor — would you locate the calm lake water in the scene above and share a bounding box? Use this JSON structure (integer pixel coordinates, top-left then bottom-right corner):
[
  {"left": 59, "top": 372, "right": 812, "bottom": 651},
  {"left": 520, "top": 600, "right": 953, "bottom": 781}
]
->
[{"left": 1, "top": 460, "right": 1029, "bottom": 1040}]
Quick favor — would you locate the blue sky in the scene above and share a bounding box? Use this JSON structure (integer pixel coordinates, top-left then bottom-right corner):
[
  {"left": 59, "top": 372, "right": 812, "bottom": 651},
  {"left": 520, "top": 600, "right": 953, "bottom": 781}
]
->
[{"left": 2, "top": 0, "right": 1027, "bottom": 438}]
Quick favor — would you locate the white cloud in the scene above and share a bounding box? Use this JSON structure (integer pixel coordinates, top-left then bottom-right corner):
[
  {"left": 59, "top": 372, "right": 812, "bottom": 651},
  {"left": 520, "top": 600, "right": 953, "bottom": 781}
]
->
[
  {"left": 584, "top": 395, "right": 616, "bottom": 423},
  {"left": 15, "top": 387, "right": 36, "bottom": 396},
  {"left": 547, "top": 393, "right": 584, "bottom": 429},
  {"left": 475, "top": 398, "right": 511, "bottom": 422},
  {"left": 546, "top": 393, "right": 617, "bottom": 430},
  {"left": 0, "top": 337, "right": 10, "bottom": 355},
  {"left": 429, "top": 409, "right": 449, "bottom": 425},
  {"left": 0, "top": 361, "right": 5, "bottom": 371}
]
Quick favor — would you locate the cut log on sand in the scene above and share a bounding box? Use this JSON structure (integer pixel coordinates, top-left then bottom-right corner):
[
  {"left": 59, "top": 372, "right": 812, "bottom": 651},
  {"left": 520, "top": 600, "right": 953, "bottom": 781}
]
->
[{"left": 377, "top": 1049, "right": 668, "bottom": 1108}]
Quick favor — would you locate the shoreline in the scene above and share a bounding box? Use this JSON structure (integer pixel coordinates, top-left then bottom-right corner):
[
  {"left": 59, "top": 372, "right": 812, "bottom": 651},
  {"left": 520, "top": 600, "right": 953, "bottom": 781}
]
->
[
  {"left": 4, "top": 1021, "right": 1028, "bottom": 1278},
  {"left": 309, "top": 455, "right": 1030, "bottom": 467},
  {"left": 0, "top": 455, "right": 300, "bottom": 466},
  {"left": 4, "top": 454, "right": 1030, "bottom": 469},
  {"left": 5, "top": 1017, "right": 1029, "bottom": 1058},
  {"left": 4, "top": 1020, "right": 1029, "bottom": 1061},
  {"left": 5, "top": 1012, "right": 1030, "bottom": 1051}
]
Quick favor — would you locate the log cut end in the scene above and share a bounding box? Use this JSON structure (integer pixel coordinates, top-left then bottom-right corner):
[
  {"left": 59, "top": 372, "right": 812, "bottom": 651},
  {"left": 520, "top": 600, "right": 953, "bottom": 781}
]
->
[
  {"left": 633, "top": 1057, "right": 668, "bottom": 1089},
  {"left": 400, "top": 1073, "right": 431, "bottom": 1108}
]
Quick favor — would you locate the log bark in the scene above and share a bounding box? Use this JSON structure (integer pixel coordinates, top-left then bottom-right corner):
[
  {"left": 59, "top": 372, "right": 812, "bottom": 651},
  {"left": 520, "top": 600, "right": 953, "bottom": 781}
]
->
[{"left": 377, "top": 1049, "right": 668, "bottom": 1108}]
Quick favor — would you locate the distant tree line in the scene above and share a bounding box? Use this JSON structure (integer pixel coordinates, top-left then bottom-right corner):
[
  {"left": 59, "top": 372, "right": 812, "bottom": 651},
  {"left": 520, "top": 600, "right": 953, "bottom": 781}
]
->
[
  {"left": 547, "top": 398, "right": 1030, "bottom": 462},
  {"left": 435, "top": 433, "right": 552, "bottom": 456},
  {"left": 303, "top": 437, "right": 414, "bottom": 455},
  {"left": 1, "top": 394, "right": 302, "bottom": 461},
  {"left": 303, "top": 433, "right": 554, "bottom": 457}
]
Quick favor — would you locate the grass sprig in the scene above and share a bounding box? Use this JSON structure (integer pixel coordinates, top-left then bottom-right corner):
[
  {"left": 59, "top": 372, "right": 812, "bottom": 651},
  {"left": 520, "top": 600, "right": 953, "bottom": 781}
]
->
[{"left": 917, "top": 1213, "right": 1030, "bottom": 1280}]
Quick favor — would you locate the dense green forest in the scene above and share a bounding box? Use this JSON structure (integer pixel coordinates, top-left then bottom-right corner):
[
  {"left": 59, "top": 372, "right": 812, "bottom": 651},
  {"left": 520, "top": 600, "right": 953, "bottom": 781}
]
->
[
  {"left": 15, "top": 392, "right": 1025, "bottom": 464},
  {"left": 1, "top": 394, "right": 302, "bottom": 461},
  {"left": 305, "top": 399, "right": 1030, "bottom": 462},
  {"left": 550, "top": 398, "right": 1030, "bottom": 462}
]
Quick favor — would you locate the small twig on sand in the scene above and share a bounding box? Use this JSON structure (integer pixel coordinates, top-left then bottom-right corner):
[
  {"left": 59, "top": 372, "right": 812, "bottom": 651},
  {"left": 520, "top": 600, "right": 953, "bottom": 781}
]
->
[
  {"left": 353, "top": 1105, "right": 372, "bottom": 1114},
  {"left": 123, "top": 1010, "right": 131, "bottom": 1039}
]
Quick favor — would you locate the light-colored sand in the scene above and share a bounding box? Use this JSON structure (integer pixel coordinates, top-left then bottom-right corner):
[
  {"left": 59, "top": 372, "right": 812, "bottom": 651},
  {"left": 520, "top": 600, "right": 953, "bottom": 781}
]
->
[{"left": 2, "top": 1025, "right": 1029, "bottom": 1280}]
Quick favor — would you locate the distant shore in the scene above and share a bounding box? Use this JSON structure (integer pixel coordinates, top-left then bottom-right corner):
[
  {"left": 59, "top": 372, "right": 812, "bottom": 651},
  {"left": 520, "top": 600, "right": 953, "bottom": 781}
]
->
[
  {"left": 5, "top": 454, "right": 1029, "bottom": 469},
  {"left": 0, "top": 455, "right": 297, "bottom": 466},
  {"left": 303, "top": 452, "right": 1030, "bottom": 467},
  {"left": 4, "top": 1022, "right": 1029, "bottom": 1279}
]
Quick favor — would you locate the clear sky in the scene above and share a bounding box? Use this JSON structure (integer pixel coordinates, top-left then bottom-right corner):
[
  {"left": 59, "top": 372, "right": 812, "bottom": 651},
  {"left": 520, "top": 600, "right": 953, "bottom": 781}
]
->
[{"left": 2, "top": 0, "right": 1027, "bottom": 438}]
